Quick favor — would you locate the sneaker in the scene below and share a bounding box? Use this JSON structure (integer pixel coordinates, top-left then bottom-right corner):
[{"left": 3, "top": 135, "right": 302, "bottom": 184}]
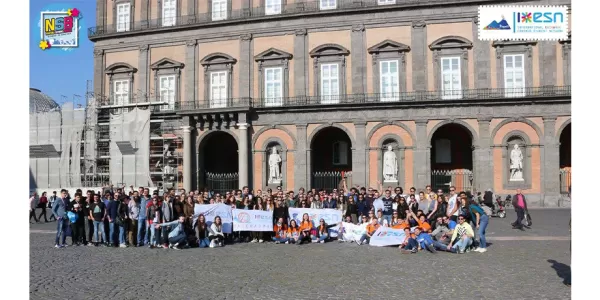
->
[
  {"left": 259, "top": 239, "right": 264, "bottom": 243},
  {"left": 427, "top": 244, "right": 437, "bottom": 253},
  {"left": 472, "top": 247, "right": 480, "bottom": 252},
  {"left": 174, "top": 243, "right": 180, "bottom": 248},
  {"left": 172, "top": 245, "right": 181, "bottom": 250},
  {"left": 458, "top": 249, "right": 465, "bottom": 254},
  {"left": 54, "top": 244, "right": 61, "bottom": 248},
  {"left": 320, "top": 240, "right": 325, "bottom": 244},
  {"left": 285, "top": 241, "right": 289, "bottom": 244},
  {"left": 218, "top": 242, "right": 223, "bottom": 247},
  {"left": 88, "top": 243, "right": 95, "bottom": 247},
  {"left": 411, "top": 248, "right": 418, "bottom": 254},
  {"left": 209, "top": 240, "right": 216, "bottom": 248},
  {"left": 478, "top": 248, "right": 487, "bottom": 253},
  {"left": 119, "top": 244, "right": 127, "bottom": 248},
  {"left": 275, "top": 241, "right": 280, "bottom": 244}
]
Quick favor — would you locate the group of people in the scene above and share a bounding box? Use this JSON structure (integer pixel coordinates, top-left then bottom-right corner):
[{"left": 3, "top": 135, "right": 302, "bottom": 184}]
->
[{"left": 30, "top": 181, "right": 529, "bottom": 252}]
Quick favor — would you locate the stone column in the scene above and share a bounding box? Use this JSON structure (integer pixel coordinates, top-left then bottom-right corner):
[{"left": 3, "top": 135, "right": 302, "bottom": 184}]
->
[
  {"left": 182, "top": 126, "right": 193, "bottom": 192},
  {"left": 294, "top": 29, "right": 308, "bottom": 97},
  {"left": 542, "top": 117, "right": 560, "bottom": 207},
  {"left": 185, "top": 40, "right": 197, "bottom": 104},
  {"left": 414, "top": 120, "right": 429, "bottom": 189},
  {"left": 411, "top": 20, "right": 428, "bottom": 91},
  {"left": 96, "top": 0, "right": 105, "bottom": 28},
  {"left": 352, "top": 121, "right": 367, "bottom": 187},
  {"left": 138, "top": 45, "right": 149, "bottom": 102},
  {"left": 351, "top": 24, "right": 366, "bottom": 94},
  {"left": 475, "top": 117, "right": 493, "bottom": 191},
  {"left": 239, "top": 34, "right": 253, "bottom": 100},
  {"left": 472, "top": 17, "right": 491, "bottom": 89},
  {"left": 238, "top": 122, "right": 249, "bottom": 189},
  {"left": 294, "top": 124, "right": 308, "bottom": 189},
  {"left": 93, "top": 49, "right": 105, "bottom": 101}
]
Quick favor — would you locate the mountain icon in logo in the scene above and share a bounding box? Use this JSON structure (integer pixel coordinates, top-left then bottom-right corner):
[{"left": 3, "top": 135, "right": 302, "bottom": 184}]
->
[{"left": 484, "top": 15, "right": 511, "bottom": 30}]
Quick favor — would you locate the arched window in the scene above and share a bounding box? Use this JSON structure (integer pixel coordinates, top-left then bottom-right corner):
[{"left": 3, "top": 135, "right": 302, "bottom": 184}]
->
[{"left": 332, "top": 141, "right": 348, "bottom": 165}]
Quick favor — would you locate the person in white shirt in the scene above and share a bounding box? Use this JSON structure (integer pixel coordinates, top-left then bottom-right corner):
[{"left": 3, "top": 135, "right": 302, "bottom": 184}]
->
[
  {"left": 446, "top": 186, "right": 459, "bottom": 222},
  {"left": 376, "top": 209, "right": 389, "bottom": 227},
  {"left": 446, "top": 215, "right": 474, "bottom": 253},
  {"left": 372, "top": 191, "right": 384, "bottom": 216},
  {"left": 409, "top": 187, "right": 420, "bottom": 202},
  {"left": 208, "top": 216, "right": 225, "bottom": 247}
]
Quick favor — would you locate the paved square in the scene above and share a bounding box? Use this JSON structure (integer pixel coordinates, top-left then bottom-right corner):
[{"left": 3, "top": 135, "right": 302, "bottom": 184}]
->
[{"left": 30, "top": 209, "right": 571, "bottom": 300}]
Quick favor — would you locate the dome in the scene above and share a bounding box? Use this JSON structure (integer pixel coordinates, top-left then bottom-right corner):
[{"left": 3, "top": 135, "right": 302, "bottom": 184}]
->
[{"left": 30, "top": 88, "right": 60, "bottom": 113}]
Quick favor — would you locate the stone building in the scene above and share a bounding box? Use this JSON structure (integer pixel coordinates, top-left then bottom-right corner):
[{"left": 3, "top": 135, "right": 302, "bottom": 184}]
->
[{"left": 89, "top": 0, "right": 571, "bottom": 206}]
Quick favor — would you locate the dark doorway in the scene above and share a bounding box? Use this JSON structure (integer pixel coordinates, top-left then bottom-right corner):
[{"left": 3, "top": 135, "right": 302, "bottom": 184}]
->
[
  {"left": 198, "top": 131, "right": 238, "bottom": 193},
  {"left": 559, "top": 123, "right": 571, "bottom": 168},
  {"left": 310, "top": 127, "right": 352, "bottom": 191},
  {"left": 430, "top": 123, "right": 474, "bottom": 193}
]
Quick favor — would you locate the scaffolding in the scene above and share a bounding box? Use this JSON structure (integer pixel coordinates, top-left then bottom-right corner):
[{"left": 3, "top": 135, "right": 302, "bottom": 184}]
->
[{"left": 149, "top": 119, "right": 184, "bottom": 190}]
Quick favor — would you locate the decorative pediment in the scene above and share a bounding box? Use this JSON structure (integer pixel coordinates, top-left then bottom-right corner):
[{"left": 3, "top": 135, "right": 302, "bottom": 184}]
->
[
  {"left": 309, "top": 44, "right": 350, "bottom": 57},
  {"left": 254, "top": 48, "right": 293, "bottom": 62},
  {"left": 368, "top": 39, "right": 411, "bottom": 54},
  {"left": 492, "top": 39, "right": 537, "bottom": 48},
  {"left": 105, "top": 62, "right": 137, "bottom": 75},
  {"left": 429, "top": 36, "right": 473, "bottom": 50},
  {"left": 150, "top": 58, "right": 184, "bottom": 70},
  {"left": 200, "top": 52, "right": 237, "bottom": 66}
]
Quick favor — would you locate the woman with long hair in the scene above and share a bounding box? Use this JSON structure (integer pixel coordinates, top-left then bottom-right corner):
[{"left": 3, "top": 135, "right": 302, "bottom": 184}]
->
[
  {"left": 345, "top": 197, "right": 358, "bottom": 224},
  {"left": 208, "top": 216, "right": 225, "bottom": 247},
  {"left": 427, "top": 194, "right": 446, "bottom": 221},
  {"left": 251, "top": 198, "right": 265, "bottom": 243},
  {"left": 287, "top": 219, "right": 300, "bottom": 244},
  {"left": 196, "top": 214, "right": 210, "bottom": 248},
  {"left": 297, "top": 213, "right": 313, "bottom": 245},
  {"left": 397, "top": 197, "right": 409, "bottom": 219},
  {"left": 272, "top": 217, "right": 288, "bottom": 244},
  {"left": 314, "top": 218, "right": 337, "bottom": 243}
]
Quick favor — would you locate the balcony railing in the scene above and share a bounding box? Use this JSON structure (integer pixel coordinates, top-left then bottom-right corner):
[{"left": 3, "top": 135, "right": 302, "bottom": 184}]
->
[
  {"left": 89, "top": 0, "right": 485, "bottom": 38},
  {"left": 175, "top": 98, "right": 253, "bottom": 111}
]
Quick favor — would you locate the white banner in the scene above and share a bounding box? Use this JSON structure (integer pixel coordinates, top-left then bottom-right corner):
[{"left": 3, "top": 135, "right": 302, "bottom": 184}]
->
[
  {"left": 193, "top": 203, "right": 233, "bottom": 233},
  {"left": 340, "top": 222, "right": 367, "bottom": 243},
  {"left": 232, "top": 209, "right": 273, "bottom": 232},
  {"left": 288, "top": 208, "right": 343, "bottom": 237},
  {"left": 368, "top": 226, "right": 407, "bottom": 247}
]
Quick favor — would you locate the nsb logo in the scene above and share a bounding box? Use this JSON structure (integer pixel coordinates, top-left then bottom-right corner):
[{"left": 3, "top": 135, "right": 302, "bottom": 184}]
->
[
  {"left": 39, "top": 8, "right": 81, "bottom": 50},
  {"left": 515, "top": 11, "right": 564, "bottom": 23}
]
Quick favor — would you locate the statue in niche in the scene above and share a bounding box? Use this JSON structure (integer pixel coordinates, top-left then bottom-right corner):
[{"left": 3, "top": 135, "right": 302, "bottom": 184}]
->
[
  {"left": 268, "top": 147, "right": 282, "bottom": 184},
  {"left": 383, "top": 145, "right": 398, "bottom": 182},
  {"left": 509, "top": 144, "right": 524, "bottom": 181}
]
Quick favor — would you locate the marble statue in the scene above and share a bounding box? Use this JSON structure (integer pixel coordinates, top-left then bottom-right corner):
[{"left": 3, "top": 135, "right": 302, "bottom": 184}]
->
[
  {"left": 383, "top": 145, "right": 398, "bottom": 182},
  {"left": 510, "top": 144, "right": 524, "bottom": 181},
  {"left": 268, "top": 147, "right": 282, "bottom": 184}
]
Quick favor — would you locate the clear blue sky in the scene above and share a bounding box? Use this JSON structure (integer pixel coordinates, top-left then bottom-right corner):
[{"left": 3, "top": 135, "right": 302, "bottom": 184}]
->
[{"left": 30, "top": 0, "right": 96, "bottom": 107}]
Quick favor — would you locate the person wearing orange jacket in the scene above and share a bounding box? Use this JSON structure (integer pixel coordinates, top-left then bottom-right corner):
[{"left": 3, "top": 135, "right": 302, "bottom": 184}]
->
[
  {"left": 272, "top": 217, "right": 288, "bottom": 244},
  {"left": 297, "top": 213, "right": 313, "bottom": 245},
  {"left": 358, "top": 218, "right": 380, "bottom": 245}
]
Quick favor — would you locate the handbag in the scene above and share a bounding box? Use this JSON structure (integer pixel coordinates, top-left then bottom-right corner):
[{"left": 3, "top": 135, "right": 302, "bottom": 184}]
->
[{"left": 525, "top": 211, "right": 532, "bottom": 226}]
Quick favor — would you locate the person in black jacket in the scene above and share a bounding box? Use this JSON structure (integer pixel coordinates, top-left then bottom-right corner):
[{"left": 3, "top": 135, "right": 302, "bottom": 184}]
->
[
  {"left": 273, "top": 198, "right": 289, "bottom": 225},
  {"left": 511, "top": 189, "right": 529, "bottom": 230},
  {"left": 69, "top": 203, "right": 86, "bottom": 246},
  {"left": 117, "top": 198, "right": 129, "bottom": 247}
]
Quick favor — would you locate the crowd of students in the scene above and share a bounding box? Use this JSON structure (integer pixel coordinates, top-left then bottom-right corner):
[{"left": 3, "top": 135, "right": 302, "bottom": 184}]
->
[{"left": 31, "top": 181, "right": 504, "bottom": 253}]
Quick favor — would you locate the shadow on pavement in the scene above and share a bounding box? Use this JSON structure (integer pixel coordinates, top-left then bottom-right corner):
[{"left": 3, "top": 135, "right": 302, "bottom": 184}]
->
[{"left": 547, "top": 259, "right": 571, "bottom": 286}]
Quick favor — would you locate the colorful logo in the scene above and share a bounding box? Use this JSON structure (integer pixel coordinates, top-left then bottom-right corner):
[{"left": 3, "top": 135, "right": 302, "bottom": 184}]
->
[
  {"left": 519, "top": 12, "right": 533, "bottom": 23},
  {"left": 234, "top": 212, "right": 250, "bottom": 223},
  {"left": 483, "top": 15, "right": 511, "bottom": 30},
  {"left": 39, "top": 7, "right": 82, "bottom": 51},
  {"left": 515, "top": 12, "right": 564, "bottom": 24}
]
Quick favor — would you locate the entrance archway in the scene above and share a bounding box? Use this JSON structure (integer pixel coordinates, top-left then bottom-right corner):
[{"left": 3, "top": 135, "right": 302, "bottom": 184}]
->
[
  {"left": 430, "top": 123, "right": 474, "bottom": 193},
  {"left": 310, "top": 126, "right": 352, "bottom": 191},
  {"left": 559, "top": 123, "right": 571, "bottom": 194},
  {"left": 198, "top": 131, "right": 238, "bottom": 194}
]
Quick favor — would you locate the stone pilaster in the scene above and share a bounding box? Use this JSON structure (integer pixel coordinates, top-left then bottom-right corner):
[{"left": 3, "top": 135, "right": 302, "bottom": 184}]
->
[
  {"left": 352, "top": 121, "right": 367, "bottom": 187},
  {"left": 239, "top": 34, "right": 253, "bottom": 99},
  {"left": 140, "top": 0, "right": 149, "bottom": 27},
  {"left": 96, "top": 0, "right": 105, "bottom": 28},
  {"left": 351, "top": 24, "right": 366, "bottom": 94},
  {"left": 542, "top": 117, "right": 560, "bottom": 207},
  {"left": 182, "top": 126, "right": 193, "bottom": 192},
  {"left": 185, "top": 40, "right": 197, "bottom": 103},
  {"left": 411, "top": 20, "right": 427, "bottom": 91},
  {"left": 93, "top": 49, "right": 105, "bottom": 102},
  {"left": 294, "top": 29, "right": 307, "bottom": 96},
  {"left": 475, "top": 117, "right": 493, "bottom": 191},
  {"left": 539, "top": 41, "right": 557, "bottom": 86},
  {"left": 238, "top": 122, "right": 250, "bottom": 189},
  {"left": 294, "top": 124, "right": 308, "bottom": 190},
  {"left": 414, "top": 119, "right": 430, "bottom": 189},
  {"left": 472, "top": 17, "right": 491, "bottom": 89},
  {"left": 138, "top": 45, "right": 149, "bottom": 102}
]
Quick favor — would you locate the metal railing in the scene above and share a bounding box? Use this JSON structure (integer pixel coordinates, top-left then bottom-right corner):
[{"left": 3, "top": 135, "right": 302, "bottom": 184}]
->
[
  {"left": 559, "top": 168, "right": 571, "bottom": 195},
  {"left": 167, "top": 86, "right": 570, "bottom": 111},
  {"left": 431, "top": 169, "right": 473, "bottom": 194},
  {"left": 311, "top": 171, "right": 352, "bottom": 192},
  {"left": 205, "top": 172, "right": 239, "bottom": 195},
  {"left": 88, "top": 0, "right": 484, "bottom": 38}
]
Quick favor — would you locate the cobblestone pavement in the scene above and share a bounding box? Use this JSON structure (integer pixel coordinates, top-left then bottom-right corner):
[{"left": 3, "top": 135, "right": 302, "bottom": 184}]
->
[{"left": 30, "top": 209, "right": 571, "bottom": 300}]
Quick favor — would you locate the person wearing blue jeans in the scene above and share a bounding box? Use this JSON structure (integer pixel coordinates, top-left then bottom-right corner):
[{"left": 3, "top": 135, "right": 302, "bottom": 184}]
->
[
  {"left": 414, "top": 228, "right": 437, "bottom": 253},
  {"left": 198, "top": 237, "right": 210, "bottom": 248},
  {"left": 89, "top": 194, "right": 108, "bottom": 246},
  {"left": 93, "top": 221, "right": 107, "bottom": 245},
  {"left": 468, "top": 203, "right": 489, "bottom": 253},
  {"left": 446, "top": 215, "right": 475, "bottom": 254},
  {"left": 51, "top": 190, "right": 70, "bottom": 248},
  {"left": 137, "top": 193, "right": 151, "bottom": 246}
]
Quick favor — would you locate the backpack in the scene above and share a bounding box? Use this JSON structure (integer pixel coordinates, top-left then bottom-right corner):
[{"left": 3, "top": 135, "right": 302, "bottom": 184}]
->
[{"left": 481, "top": 205, "right": 492, "bottom": 216}]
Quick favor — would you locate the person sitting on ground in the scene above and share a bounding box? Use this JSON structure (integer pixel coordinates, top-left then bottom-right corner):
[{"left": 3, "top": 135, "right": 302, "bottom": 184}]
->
[
  {"left": 314, "top": 218, "right": 337, "bottom": 243},
  {"left": 154, "top": 216, "right": 188, "bottom": 250},
  {"left": 297, "top": 213, "right": 313, "bottom": 245},
  {"left": 196, "top": 214, "right": 210, "bottom": 248},
  {"left": 287, "top": 219, "right": 300, "bottom": 244},
  {"left": 272, "top": 217, "right": 288, "bottom": 244},
  {"left": 391, "top": 214, "right": 409, "bottom": 230},
  {"left": 408, "top": 210, "right": 432, "bottom": 233},
  {"left": 399, "top": 227, "right": 418, "bottom": 254},
  {"left": 376, "top": 209, "right": 389, "bottom": 227},
  {"left": 208, "top": 216, "right": 225, "bottom": 247},
  {"left": 413, "top": 226, "right": 436, "bottom": 253},
  {"left": 358, "top": 218, "right": 380, "bottom": 246},
  {"left": 446, "top": 215, "right": 475, "bottom": 254}
]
